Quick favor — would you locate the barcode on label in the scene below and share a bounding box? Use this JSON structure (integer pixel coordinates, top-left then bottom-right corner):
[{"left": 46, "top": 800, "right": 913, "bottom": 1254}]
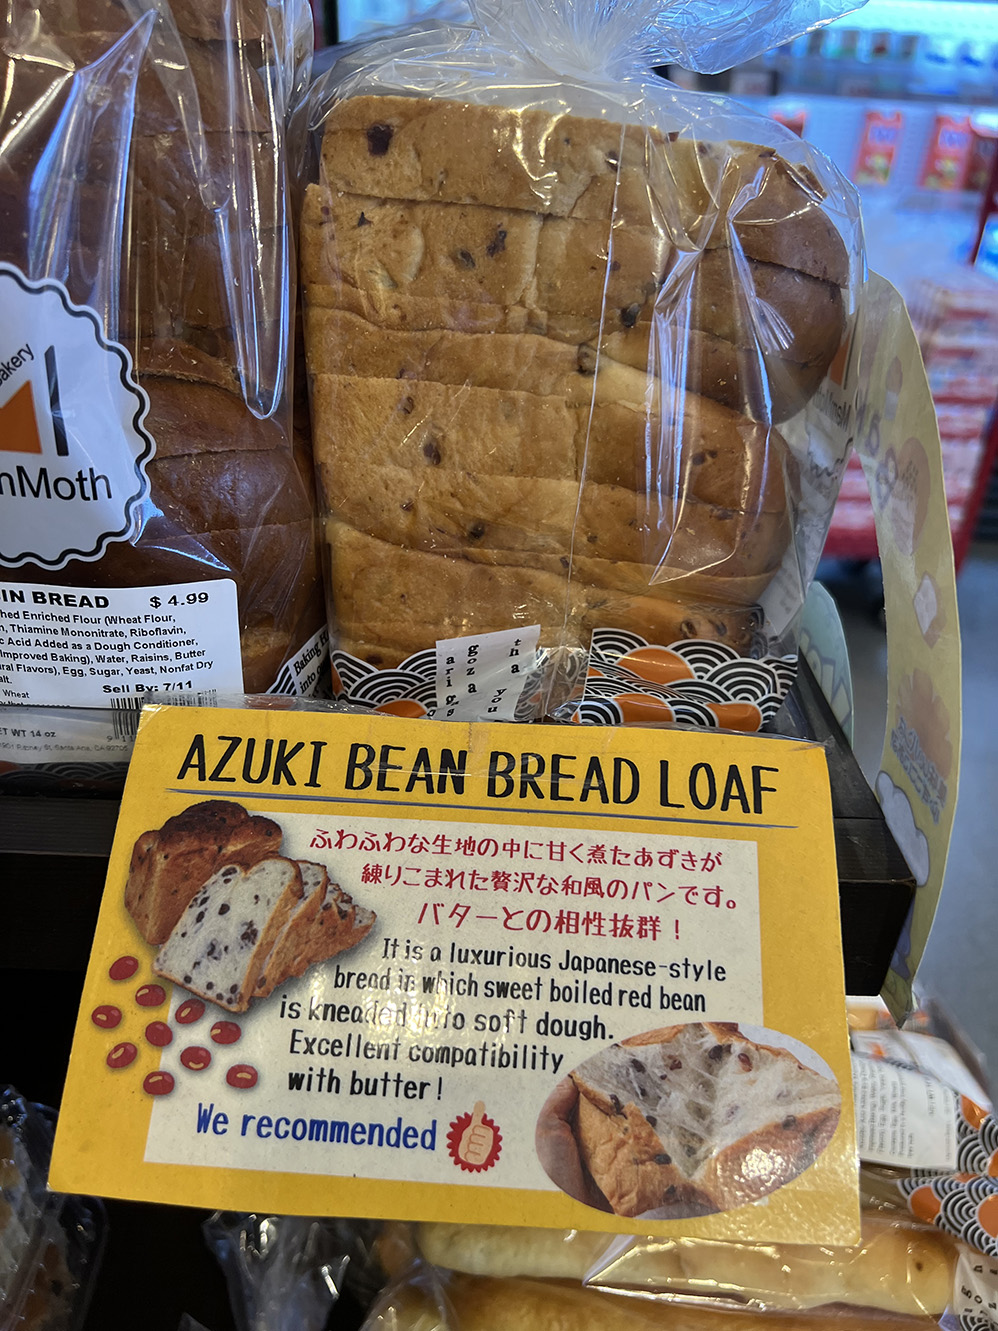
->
[{"left": 109, "top": 691, "right": 219, "bottom": 741}]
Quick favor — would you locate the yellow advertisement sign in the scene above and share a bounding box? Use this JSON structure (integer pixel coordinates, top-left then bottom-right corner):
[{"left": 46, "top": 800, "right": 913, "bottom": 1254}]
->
[{"left": 50, "top": 705, "right": 858, "bottom": 1243}]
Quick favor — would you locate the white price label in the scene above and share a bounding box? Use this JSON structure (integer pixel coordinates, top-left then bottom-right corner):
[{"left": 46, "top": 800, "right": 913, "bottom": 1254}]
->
[{"left": 0, "top": 578, "right": 243, "bottom": 708}]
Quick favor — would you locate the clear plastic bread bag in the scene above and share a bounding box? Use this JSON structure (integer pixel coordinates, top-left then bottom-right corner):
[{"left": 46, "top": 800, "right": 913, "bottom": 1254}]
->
[
  {"left": 391, "top": 1213, "right": 960, "bottom": 1325},
  {"left": 295, "top": 0, "right": 864, "bottom": 729},
  {"left": 203, "top": 1213, "right": 349, "bottom": 1331},
  {"left": 1, "top": 1086, "right": 106, "bottom": 1331},
  {"left": 0, "top": 0, "right": 326, "bottom": 767},
  {"left": 358, "top": 1246, "right": 957, "bottom": 1331}
]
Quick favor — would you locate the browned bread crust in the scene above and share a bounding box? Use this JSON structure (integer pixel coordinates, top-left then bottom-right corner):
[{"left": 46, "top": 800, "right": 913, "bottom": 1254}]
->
[{"left": 125, "top": 800, "right": 282, "bottom": 945}]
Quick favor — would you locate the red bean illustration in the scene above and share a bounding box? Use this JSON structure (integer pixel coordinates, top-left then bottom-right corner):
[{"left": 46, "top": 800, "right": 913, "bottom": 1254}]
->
[
  {"left": 180, "top": 1046, "right": 212, "bottom": 1072},
  {"left": 226, "top": 1064, "right": 258, "bottom": 1090},
  {"left": 91, "top": 1005, "right": 122, "bottom": 1030},
  {"left": 109, "top": 955, "right": 139, "bottom": 981},
  {"left": 176, "top": 998, "right": 206, "bottom": 1025},
  {"left": 143, "top": 1071, "right": 175, "bottom": 1096},
  {"left": 144, "top": 1021, "right": 173, "bottom": 1048},
  {"left": 106, "top": 1042, "right": 137, "bottom": 1069}
]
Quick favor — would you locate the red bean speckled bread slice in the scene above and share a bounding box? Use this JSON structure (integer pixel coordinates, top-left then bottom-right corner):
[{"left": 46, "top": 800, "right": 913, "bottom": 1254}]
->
[{"left": 153, "top": 857, "right": 303, "bottom": 1012}]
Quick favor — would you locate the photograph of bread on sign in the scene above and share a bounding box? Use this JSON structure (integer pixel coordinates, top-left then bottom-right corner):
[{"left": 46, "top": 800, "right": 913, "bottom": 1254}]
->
[
  {"left": 536, "top": 1022, "right": 841, "bottom": 1219},
  {"left": 125, "top": 800, "right": 376, "bottom": 1013}
]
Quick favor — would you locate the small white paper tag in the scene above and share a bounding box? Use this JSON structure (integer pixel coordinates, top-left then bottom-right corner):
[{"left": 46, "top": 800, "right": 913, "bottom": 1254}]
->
[
  {"left": 266, "top": 625, "right": 329, "bottom": 698},
  {"left": 852, "top": 1052, "right": 958, "bottom": 1168},
  {"left": 955, "top": 1248, "right": 998, "bottom": 1328},
  {"left": 434, "top": 624, "right": 540, "bottom": 722}
]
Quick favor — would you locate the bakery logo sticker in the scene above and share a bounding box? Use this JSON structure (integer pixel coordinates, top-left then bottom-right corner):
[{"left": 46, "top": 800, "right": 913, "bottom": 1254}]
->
[
  {"left": 0, "top": 264, "right": 153, "bottom": 569},
  {"left": 537, "top": 1022, "right": 840, "bottom": 1219}
]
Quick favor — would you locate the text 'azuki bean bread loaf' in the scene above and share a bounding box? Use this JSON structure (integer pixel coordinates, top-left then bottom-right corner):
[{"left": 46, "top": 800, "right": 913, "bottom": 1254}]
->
[
  {"left": 0, "top": 0, "right": 324, "bottom": 708},
  {"left": 301, "top": 93, "right": 851, "bottom": 725}
]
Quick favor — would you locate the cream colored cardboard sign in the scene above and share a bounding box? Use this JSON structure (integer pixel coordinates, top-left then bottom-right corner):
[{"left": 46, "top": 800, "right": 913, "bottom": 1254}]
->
[
  {"left": 831, "top": 274, "right": 962, "bottom": 1021},
  {"left": 51, "top": 705, "right": 858, "bottom": 1243}
]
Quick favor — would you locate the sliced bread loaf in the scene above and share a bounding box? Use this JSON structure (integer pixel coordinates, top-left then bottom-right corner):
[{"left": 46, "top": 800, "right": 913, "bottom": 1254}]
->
[{"left": 254, "top": 863, "right": 376, "bottom": 999}]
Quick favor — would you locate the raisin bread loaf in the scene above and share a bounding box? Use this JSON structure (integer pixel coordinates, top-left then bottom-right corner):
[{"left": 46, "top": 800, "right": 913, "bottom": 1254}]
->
[
  {"left": 1, "top": 0, "right": 322, "bottom": 698},
  {"left": 301, "top": 92, "right": 850, "bottom": 711}
]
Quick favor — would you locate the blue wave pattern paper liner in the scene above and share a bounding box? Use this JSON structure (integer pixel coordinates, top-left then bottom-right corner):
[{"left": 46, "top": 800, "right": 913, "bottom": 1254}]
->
[
  {"left": 331, "top": 635, "right": 797, "bottom": 730},
  {"left": 898, "top": 1095, "right": 998, "bottom": 1260}
]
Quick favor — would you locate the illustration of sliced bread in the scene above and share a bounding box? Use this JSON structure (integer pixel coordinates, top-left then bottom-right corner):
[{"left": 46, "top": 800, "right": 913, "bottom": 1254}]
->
[
  {"left": 126, "top": 799, "right": 283, "bottom": 945},
  {"left": 571, "top": 1022, "right": 841, "bottom": 1218},
  {"left": 254, "top": 862, "right": 376, "bottom": 999},
  {"left": 154, "top": 857, "right": 303, "bottom": 1012}
]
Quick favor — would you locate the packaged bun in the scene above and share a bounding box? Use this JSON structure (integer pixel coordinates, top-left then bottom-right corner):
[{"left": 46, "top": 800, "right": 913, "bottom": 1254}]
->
[
  {"left": 362, "top": 1265, "right": 948, "bottom": 1331},
  {"left": 0, "top": 0, "right": 324, "bottom": 729},
  {"left": 299, "top": 0, "right": 862, "bottom": 728},
  {"left": 410, "top": 1212, "right": 956, "bottom": 1319}
]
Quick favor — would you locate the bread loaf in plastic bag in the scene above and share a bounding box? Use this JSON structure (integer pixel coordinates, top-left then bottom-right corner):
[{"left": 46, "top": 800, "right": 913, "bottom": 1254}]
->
[
  {"left": 297, "top": 0, "right": 864, "bottom": 728},
  {"left": 0, "top": 0, "right": 325, "bottom": 720}
]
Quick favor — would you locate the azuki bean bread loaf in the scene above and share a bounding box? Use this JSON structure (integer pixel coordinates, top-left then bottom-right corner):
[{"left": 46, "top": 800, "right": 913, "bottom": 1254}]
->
[
  {"left": 305, "top": 95, "right": 850, "bottom": 422},
  {"left": 302, "top": 93, "right": 847, "bottom": 710},
  {"left": 569, "top": 1023, "right": 842, "bottom": 1219}
]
